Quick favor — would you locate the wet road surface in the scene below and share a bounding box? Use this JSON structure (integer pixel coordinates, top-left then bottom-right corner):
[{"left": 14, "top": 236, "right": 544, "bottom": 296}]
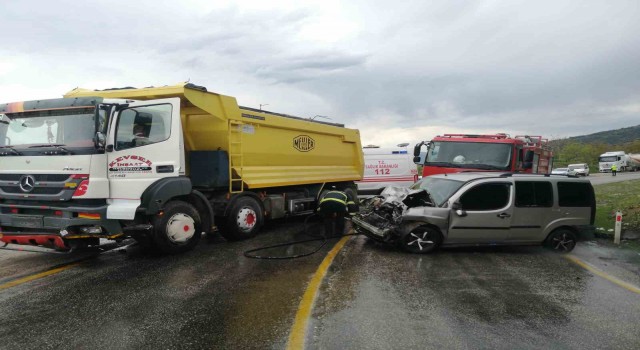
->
[
  {"left": 0, "top": 217, "right": 331, "bottom": 349},
  {"left": 310, "top": 237, "right": 640, "bottom": 349},
  {"left": 1, "top": 218, "right": 639, "bottom": 349}
]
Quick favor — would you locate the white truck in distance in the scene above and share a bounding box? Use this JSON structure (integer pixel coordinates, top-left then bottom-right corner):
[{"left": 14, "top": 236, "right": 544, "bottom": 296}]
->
[{"left": 598, "top": 151, "right": 640, "bottom": 172}]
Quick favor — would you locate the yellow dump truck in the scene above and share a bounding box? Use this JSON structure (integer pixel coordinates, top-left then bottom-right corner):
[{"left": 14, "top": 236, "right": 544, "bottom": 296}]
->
[{"left": 0, "top": 83, "right": 363, "bottom": 253}]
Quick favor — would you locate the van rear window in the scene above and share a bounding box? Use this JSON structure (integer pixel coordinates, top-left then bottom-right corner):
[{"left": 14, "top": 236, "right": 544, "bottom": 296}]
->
[{"left": 558, "top": 182, "right": 593, "bottom": 207}]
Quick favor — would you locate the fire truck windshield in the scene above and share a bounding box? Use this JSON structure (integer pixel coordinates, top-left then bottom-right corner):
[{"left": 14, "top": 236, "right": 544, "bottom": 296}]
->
[
  {"left": 0, "top": 108, "right": 97, "bottom": 149},
  {"left": 425, "top": 141, "right": 512, "bottom": 170}
]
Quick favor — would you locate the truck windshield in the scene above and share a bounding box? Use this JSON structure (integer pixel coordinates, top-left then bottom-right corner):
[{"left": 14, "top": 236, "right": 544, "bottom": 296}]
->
[
  {"left": 0, "top": 108, "right": 96, "bottom": 148},
  {"left": 410, "top": 177, "right": 465, "bottom": 206},
  {"left": 425, "top": 141, "right": 512, "bottom": 170},
  {"left": 599, "top": 156, "right": 618, "bottom": 162}
]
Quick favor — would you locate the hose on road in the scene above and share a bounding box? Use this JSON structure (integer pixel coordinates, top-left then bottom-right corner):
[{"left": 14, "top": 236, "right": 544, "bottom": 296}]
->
[{"left": 243, "top": 213, "right": 360, "bottom": 260}]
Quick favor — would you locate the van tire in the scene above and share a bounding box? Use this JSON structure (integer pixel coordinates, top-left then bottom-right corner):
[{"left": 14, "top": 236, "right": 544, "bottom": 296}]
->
[
  {"left": 151, "top": 201, "right": 202, "bottom": 254},
  {"left": 545, "top": 228, "right": 577, "bottom": 253},
  {"left": 399, "top": 226, "right": 442, "bottom": 254},
  {"left": 220, "top": 196, "right": 263, "bottom": 241}
]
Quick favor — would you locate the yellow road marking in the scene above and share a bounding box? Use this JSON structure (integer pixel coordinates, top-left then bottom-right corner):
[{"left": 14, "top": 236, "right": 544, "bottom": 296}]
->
[
  {"left": 565, "top": 255, "right": 640, "bottom": 295},
  {"left": 286, "top": 235, "right": 352, "bottom": 350},
  {"left": 0, "top": 263, "right": 80, "bottom": 292}
]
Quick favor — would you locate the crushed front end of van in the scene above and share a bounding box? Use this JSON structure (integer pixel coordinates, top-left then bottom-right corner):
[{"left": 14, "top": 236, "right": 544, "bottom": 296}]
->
[{"left": 352, "top": 187, "right": 439, "bottom": 244}]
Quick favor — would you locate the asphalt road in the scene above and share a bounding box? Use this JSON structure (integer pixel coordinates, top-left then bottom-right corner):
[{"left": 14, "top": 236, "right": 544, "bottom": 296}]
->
[
  {"left": 1, "top": 176, "right": 640, "bottom": 349},
  {"left": 586, "top": 170, "right": 640, "bottom": 185}
]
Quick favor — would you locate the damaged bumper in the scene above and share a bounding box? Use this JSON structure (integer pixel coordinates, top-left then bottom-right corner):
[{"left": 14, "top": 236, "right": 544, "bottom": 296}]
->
[{"left": 351, "top": 216, "right": 394, "bottom": 242}]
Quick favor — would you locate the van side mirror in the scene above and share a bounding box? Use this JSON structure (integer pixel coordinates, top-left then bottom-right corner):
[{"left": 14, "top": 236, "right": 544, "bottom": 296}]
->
[
  {"left": 452, "top": 202, "right": 467, "bottom": 216},
  {"left": 413, "top": 156, "right": 422, "bottom": 163}
]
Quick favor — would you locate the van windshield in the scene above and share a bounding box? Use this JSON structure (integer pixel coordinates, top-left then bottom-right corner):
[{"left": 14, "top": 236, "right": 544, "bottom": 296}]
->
[{"left": 410, "top": 177, "right": 465, "bottom": 206}]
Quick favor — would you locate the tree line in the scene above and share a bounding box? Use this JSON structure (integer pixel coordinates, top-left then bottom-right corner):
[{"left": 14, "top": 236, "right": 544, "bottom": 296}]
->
[{"left": 549, "top": 138, "right": 640, "bottom": 169}]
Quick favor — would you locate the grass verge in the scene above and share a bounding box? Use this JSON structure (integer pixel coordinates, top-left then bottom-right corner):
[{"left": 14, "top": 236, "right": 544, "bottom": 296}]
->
[{"left": 593, "top": 178, "right": 640, "bottom": 242}]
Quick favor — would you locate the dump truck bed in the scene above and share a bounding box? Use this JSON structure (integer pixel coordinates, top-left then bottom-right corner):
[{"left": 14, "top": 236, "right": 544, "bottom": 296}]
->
[{"left": 64, "top": 83, "right": 364, "bottom": 189}]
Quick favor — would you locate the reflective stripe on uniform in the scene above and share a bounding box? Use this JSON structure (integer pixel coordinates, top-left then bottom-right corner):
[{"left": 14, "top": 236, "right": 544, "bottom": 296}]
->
[{"left": 319, "top": 197, "right": 348, "bottom": 206}]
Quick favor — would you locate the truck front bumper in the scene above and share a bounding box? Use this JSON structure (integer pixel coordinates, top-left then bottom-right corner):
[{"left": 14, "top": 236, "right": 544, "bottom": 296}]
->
[{"left": 0, "top": 203, "right": 124, "bottom": 249}]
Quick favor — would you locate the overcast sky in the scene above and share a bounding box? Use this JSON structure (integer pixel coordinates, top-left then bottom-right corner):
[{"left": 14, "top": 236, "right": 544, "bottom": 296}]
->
[{"left": 1, "top": 0, "right": 639, "bottom": 147}]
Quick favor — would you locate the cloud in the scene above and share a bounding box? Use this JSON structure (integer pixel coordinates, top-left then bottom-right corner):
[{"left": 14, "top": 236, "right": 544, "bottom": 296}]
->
[{"left": 1, "top": 0, "right": 639, "bottom": 147}]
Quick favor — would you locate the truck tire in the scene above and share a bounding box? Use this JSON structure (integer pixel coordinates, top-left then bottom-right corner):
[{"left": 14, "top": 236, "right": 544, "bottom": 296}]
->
[
  {"left": 151, "top": 200, "right": 202, "bottom": 254},
  {"left": 220, "top": 196, "right": 264, "bottom": 241}
]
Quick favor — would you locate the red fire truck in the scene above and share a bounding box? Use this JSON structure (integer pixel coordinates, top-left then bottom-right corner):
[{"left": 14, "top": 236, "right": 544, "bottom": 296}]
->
[{"left": 413, "top": 134, "right": 553, "bottom": 177}]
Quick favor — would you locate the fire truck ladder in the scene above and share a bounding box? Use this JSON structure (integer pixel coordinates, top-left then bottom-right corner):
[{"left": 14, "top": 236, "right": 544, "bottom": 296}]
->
[{"left": 228, "top": 120, "right": 244, "bottom": 193}]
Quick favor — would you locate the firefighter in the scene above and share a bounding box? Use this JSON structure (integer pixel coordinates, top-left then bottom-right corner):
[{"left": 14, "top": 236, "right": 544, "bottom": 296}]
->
[
  {"left": 611, "top": 164, "right": 617, "bottom": 176},
  {"left": 317, "top": 188, "right": 358, "bottom": 236}
]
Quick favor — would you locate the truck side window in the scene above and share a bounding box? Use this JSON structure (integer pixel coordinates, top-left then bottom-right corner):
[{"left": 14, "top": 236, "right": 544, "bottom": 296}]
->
[
  {"left": 515, "top": 181, "right": 553, "bottom": 207},
  {"left": 115, "top": 104, "right": 172, "bottom": 151},
  {"left": 459, "top": 182, "right": 511, "bottom": 211},
  {"left": 558, "top": 182, "right": 593, "bottom": 207}
]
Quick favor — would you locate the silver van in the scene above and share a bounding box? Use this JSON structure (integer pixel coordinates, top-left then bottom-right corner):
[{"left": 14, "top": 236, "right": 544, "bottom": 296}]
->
[{"left": 352, "top": 172, "right": 595, "bottom": 253}]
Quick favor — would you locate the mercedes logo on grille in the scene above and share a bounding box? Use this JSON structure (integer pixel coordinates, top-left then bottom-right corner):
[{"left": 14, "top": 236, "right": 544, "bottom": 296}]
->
[{"left": 19, "top": 175, "right": 36, "bottom": 193}]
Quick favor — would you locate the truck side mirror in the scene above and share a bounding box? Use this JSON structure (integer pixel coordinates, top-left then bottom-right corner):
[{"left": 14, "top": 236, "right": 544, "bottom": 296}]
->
[
  {"left": 413, "top": 156, "right": 422, "bottom": 163},
  {"left": 94, "top": 132, "right": 106, "bottom": 149},
  {"left": 523, "top": 150, "right": 534, "bottom": 169},
  {"left": 413, "top": 141, "right": 424, "bottom": 157},
  {"left": 524, "top": 150, "right": 534, "bottom": 162}
]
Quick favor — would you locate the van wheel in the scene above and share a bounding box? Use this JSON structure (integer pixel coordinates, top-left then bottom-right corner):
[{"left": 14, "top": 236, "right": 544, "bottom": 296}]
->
[
  {"left": 220, "top": 196, "right": 264, "bottom": 241},
  {"left": 545, "top": 229, "right": 577, "bottom": 253},
  {"left": 399, "top": 226, "right": 442, "bottom": 254},
  {"left": 152, "top": 201, "right": 202, "bottom": 254}
]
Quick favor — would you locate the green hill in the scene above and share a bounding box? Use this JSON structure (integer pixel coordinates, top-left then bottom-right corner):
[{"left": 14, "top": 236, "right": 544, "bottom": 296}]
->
[
  {"left": 547, "top": 124, "right": 640, "bottom": 168},
  {"left": 564, "top": 124, "right": 640, "bottom": 145}
]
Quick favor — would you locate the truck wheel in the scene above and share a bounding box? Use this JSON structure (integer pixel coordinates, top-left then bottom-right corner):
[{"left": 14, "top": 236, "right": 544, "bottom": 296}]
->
[
  {"left": 151, "top": 201, "right": 202, "bottom": 254},
  {"left": 399, "top": 226, "right": 442, "bottom": 254},
  {"left": 545, "top": 229, "right": 577, "bottom": 253},
  {"left": 220, "top": 196, "right": 263, "bottom": 241}
]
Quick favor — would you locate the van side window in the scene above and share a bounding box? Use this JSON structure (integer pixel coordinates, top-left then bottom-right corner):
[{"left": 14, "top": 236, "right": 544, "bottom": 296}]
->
[
  {"left": 558, "top": 182, "right": 593, "bottom": 207},
  {"left": 515, "top": 181, "right": 553, "bottom": 207},
  {"left": 460, "top": 182, "right": 511, "bottom": 211}
]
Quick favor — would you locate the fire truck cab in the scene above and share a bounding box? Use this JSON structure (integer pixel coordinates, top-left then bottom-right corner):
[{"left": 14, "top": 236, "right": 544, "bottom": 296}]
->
[{"left": 413, "top": 134, "right": 553, "bottom": 177}]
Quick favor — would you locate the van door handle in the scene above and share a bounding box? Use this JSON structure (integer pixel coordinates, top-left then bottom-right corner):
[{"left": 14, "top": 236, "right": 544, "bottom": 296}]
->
[{"left": 497, "top": 213, "right": 511, "bottom": 218}]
